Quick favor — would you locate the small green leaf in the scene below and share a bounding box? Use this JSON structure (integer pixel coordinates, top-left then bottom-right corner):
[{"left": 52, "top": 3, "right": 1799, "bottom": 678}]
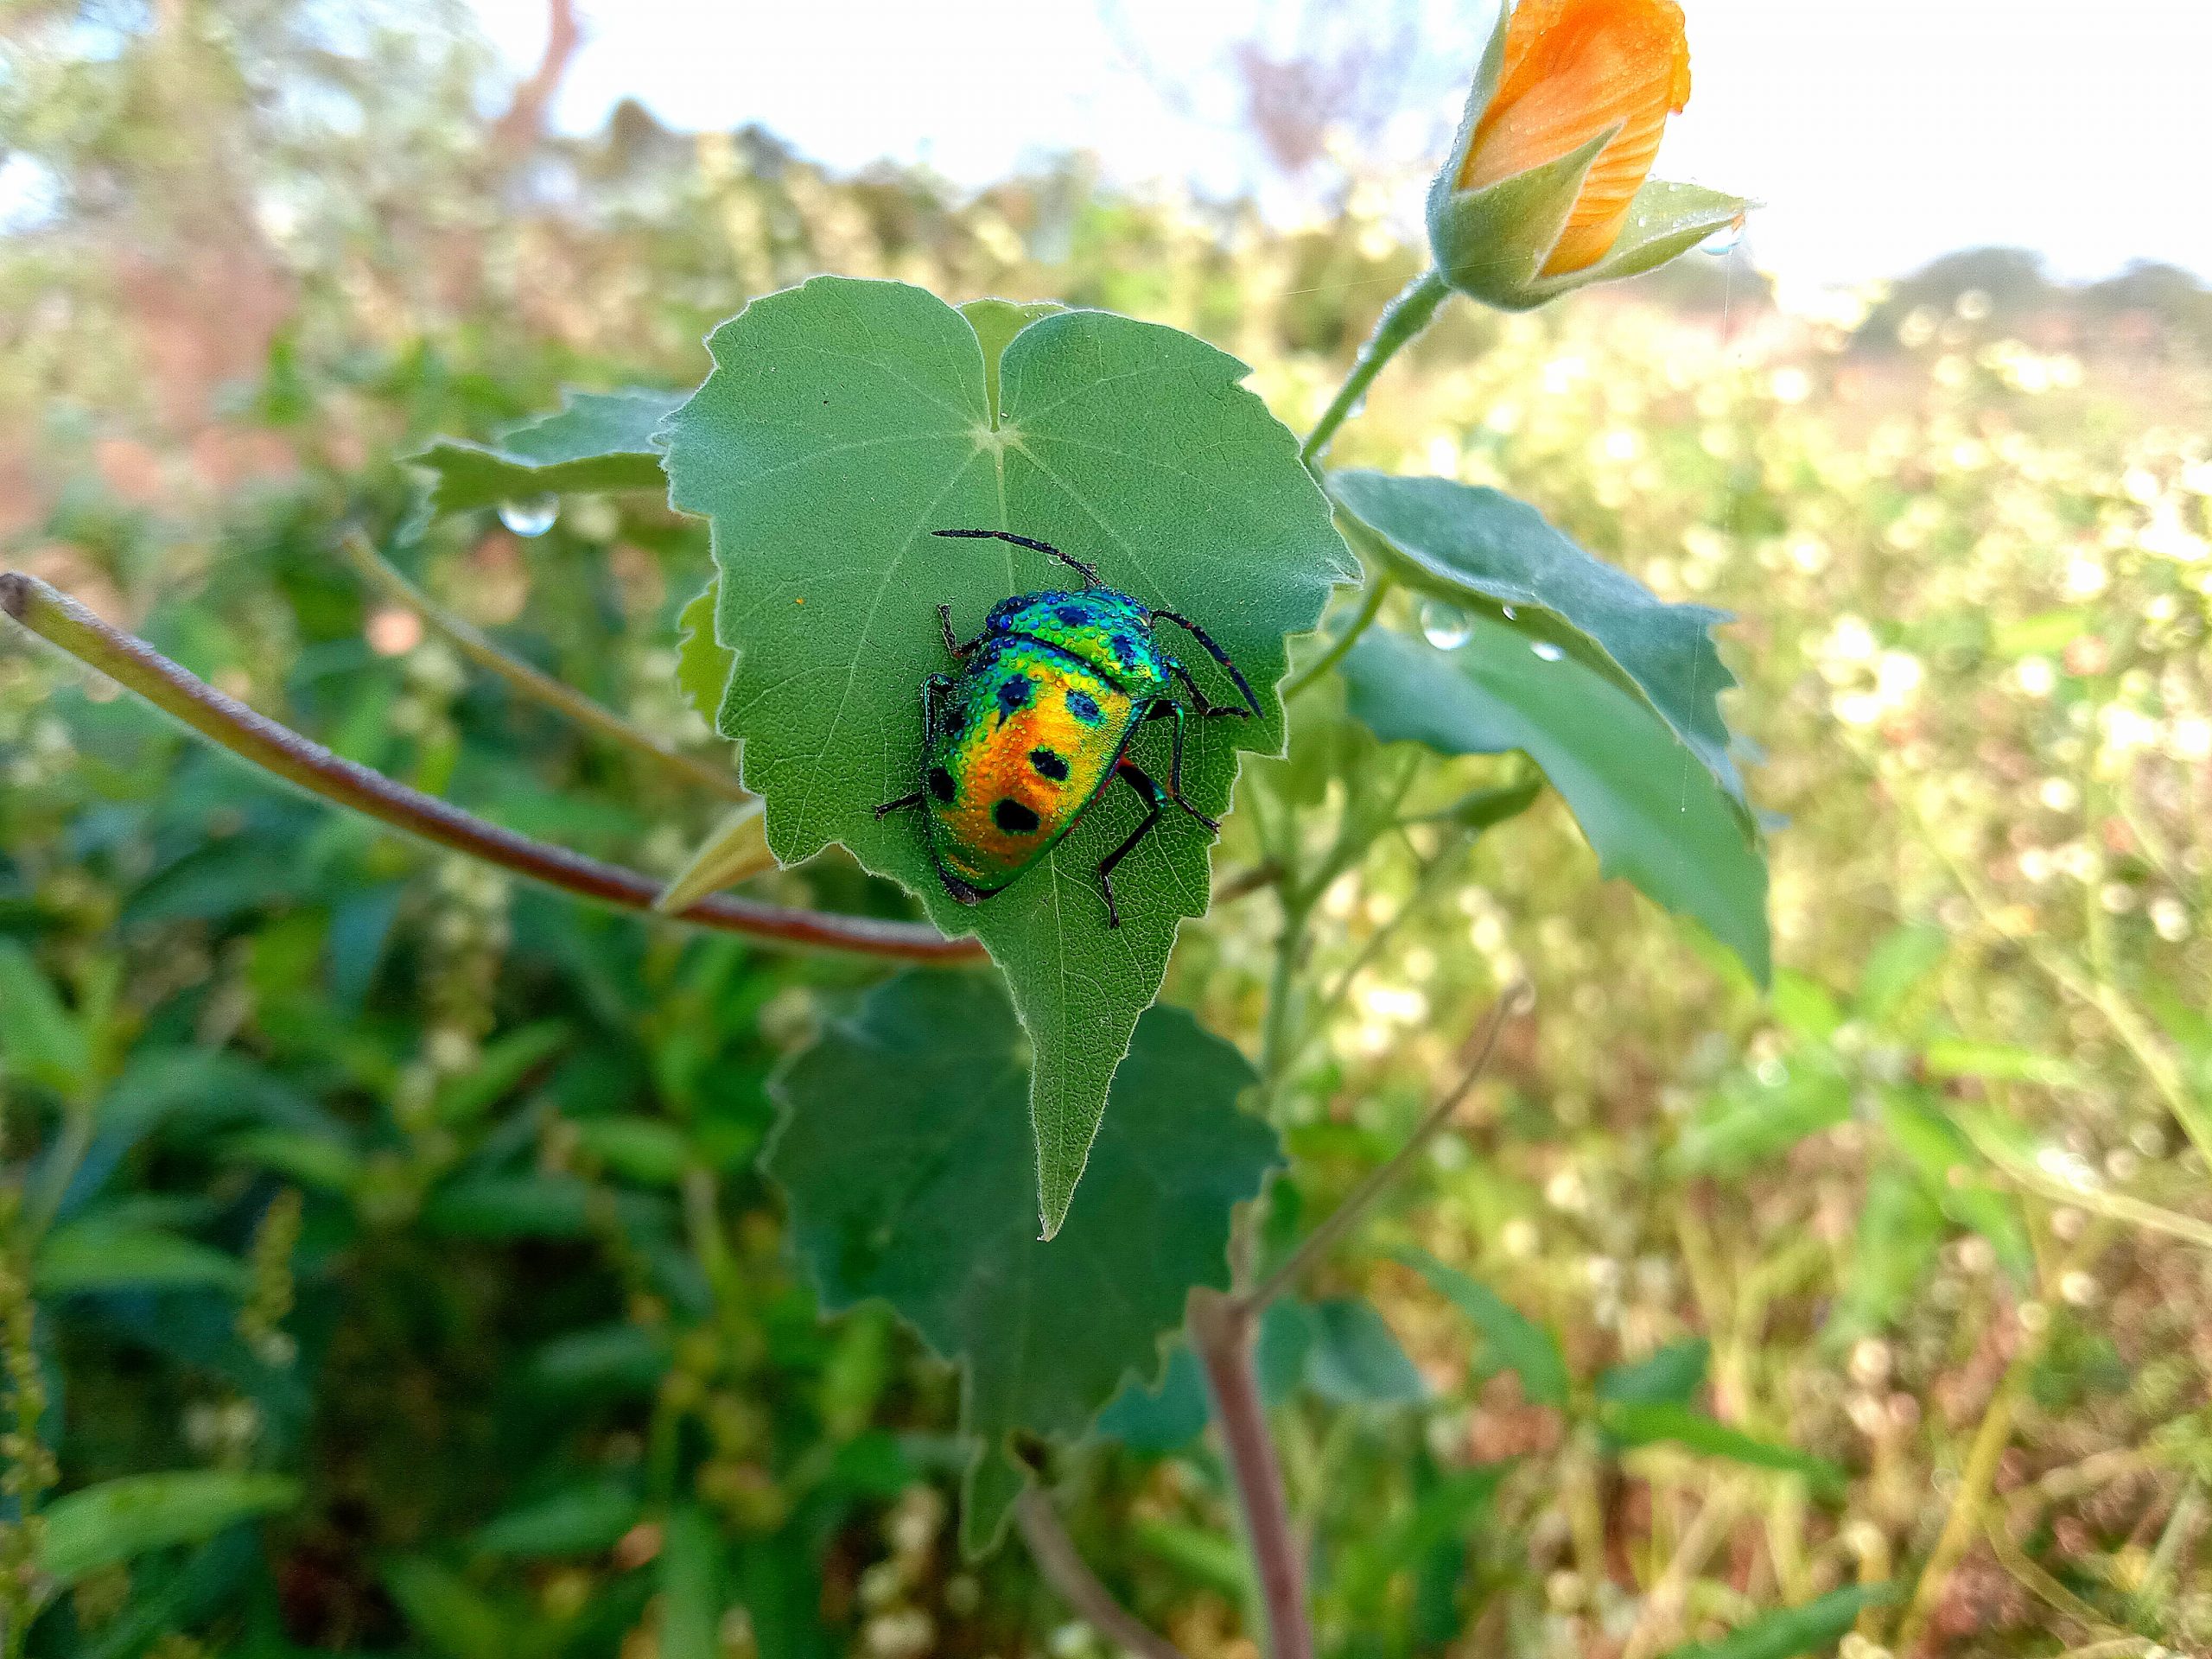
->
[
  {"left": 675, "top": 581, "right": 734, "bottom": 729},
  {"left": 410, "top": 388, "right": 683, "bottom": 520},
  {"left": 1921, "top": 1039, "right": 2082, "bottom": 1088},
  {"left": 665, "top": 276, "right": 1346, "bottom": 1235},
  {"left": 433, "top": 1020, "right": 570, "bottom": 1124},
  {"left": 1854, "top": 925, "right": 1948, "bottom": 1026},
  {"left": 1398, "top": 1249, "right": 1568, "bottom": 1408},
  {"left": 1520, "top": 180, "right": 1748, "bottom": 303},
  {"left": 221, "top": 1128, "right": 364, "bottom": 1192},
  {"left": 473, "top": 1480, "right": 643, "bottom": 1558},
  {"left": 1598, "top": 1338, "right": 1709, "bottom": 1407},
  {"left": 767, "top": 970, "right": 1279, "bottom": 1554},
  {"left": 1602, "top": 1402, "right": 1847, "bottom": 1496},
  {"left": 1770, "top": 970, "right": 1846, "bottom": 1043},
  {"left": 1657, "top": 1583, "right": 1897, "bottom": 1659},
  {"left": 1306, "top": 1298, "right": 1427, "bottom": 1406},
  {"left": 527, "top": 1324, "right": 674, "bottom": 1395},
  {"left": 659, "top": 1505, "right": 725, "bottom": 1659},
  {"left": 34, "top": 1222, "right": 250, "bottom": 1297},
  {"left": 1829, "top": 1166, "right": 1944, "bottom": 1341},
  {"left": 1330, "top": 471, "right": 1752, "bottom": 822},
  {"left": 574, "top": 1118, "right": 693, "bottom": 1186},
  {"left": 0, "top": 938, "right": 91, "bottom": 1095},
  {"left": 1343, "top": 625, "right": 1769, "bottom": 982},
  {"left": 383, "top": 1557, "right": 516, "bottom": 1659},
  {"left": 654, "top": 799, "right": 775, "bottom": 912},
  {"left": 38, "top": 1471, "right": 299, "bottom": 1586},
  {"left": 1877, "top": 1088, "right": 2033, "bottom": 1281},
  {"left": 1094, "top": 1344, "right": 1210, "bottom": 1452},
  {"left": 1673, "top": 1062, "right": 1852, "bottom": 1176}
]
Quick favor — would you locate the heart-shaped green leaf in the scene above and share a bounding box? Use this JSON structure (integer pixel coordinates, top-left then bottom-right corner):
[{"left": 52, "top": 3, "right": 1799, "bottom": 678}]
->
[
  {"left": 666, "top": 276, "right": 1347, "bottom": 1234},
  {"left": 1342, "top": 622, "right": 1769, "bottom": 982},
  {"left": 767, "top": 971, "right": 1279, "bottom": 1554},
  {"left": 410, "top": 387, "right": 683, "bottom": 521},
  {"left": 1330, "top": 470, "right": 1751, "bottom": 825}
]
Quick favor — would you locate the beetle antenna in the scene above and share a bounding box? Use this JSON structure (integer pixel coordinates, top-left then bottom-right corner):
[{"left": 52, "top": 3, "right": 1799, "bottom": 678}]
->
[
  {"left": 1150, "top": 611, "right": 1262, "bottom": 719},
  {"left": 931, "top": 528, "right": 1100, "bottom": 588}
]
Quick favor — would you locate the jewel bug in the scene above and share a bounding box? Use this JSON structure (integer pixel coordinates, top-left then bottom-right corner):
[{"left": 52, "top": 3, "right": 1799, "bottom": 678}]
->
[{"left": 876, "top": 529, "right": 1260, "bottom": 928}]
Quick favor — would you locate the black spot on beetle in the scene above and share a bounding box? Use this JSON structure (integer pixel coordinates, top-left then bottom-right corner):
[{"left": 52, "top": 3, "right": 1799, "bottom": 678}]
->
[
  {"left": 1029, "top": 747, "right": 1069, "bottom": 782},
  {"left": 993, "top": 798, "right": 1041, "bottom": 834},
  {"left": 1065, "top": 690, "right": 1102, "bottom": 724},
  {"left": 995, "top": 673, "right": 1033, "bottom": 716},
  {"left": 1109, "top": 632, "right": 1139, "bottom": 664},
  {"left": 927, "top": 766, "right": 956, "bottom": 803}
]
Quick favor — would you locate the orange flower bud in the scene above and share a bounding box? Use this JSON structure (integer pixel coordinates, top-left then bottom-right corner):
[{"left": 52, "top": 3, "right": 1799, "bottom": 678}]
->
[{"left": 1459, "top": 0, "right": 1693, "bottom": 276}]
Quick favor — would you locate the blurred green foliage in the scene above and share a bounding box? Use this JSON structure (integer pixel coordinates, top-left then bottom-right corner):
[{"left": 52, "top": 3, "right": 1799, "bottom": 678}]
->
[{"left": 3, "top": 3, "right": 2211, "bottom": 1656}]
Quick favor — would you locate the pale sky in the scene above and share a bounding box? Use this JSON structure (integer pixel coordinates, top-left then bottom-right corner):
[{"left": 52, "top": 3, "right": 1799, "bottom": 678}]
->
[{"left": 470, "top": 0, "right": 2212, "bottom": 289}]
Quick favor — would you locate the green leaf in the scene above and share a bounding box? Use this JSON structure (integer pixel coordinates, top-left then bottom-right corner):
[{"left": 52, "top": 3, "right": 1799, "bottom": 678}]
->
[
  {"left": 1877, "top": 1088, "right": 2033, "bottom": 1281},
  {"left": 383, "top": 1557, "right": 516, "bottom": 1659},
  {"left": 473, "top": 1480, "right": 643, "bottom": 1558},
  {"left": 410, "top": 387, "right": 683, "bottom": 520},
  {"left": 1854, "top": 925, "right": 1948, "bottom": 1026},
  {"left": 0, "top": 938, "right": 91, "bottom": 1095},
  {"left": 527, "top": 1324, "right": 674, "bottom": 1395},
  {"left": 675, "top": 581, "right": 734, "bottom": 728},
  {"left": 1598, "top": 1338, "right": 1709, "bottom": 1407},
  {"left": 767, "top": 970, "right": 1279, "bottom": 1554},
  {"left": 574, "top": 1117, "right": 693, "bottom": 1186},
  {"left": 1343, "top": 624, "right": 1770, "bottom": 982},
  {"left": 1330, "top": 471, "right": 1752, "bottom": 823},
  {"left": 1520, "top": 180, "right": 1748, "bottom": 303},
  {"left": 38, "top": 1471, "right": 299, "bottom": 1586},
  {"left": 665, "top": 276, "right": 1346, "bottom": 1235},
  {"left": 1337, "top": 1464, "right": 1506, "bottom": 1614},
  {"left": 1658, "top": 1583, "right": 1897, "bottom": 1659},
  {"left": 659, "top": 1505, "right": 725, "bottom": 1659},
  {"left": 1095, "top": 1344, "right": 1210, "bottom": 1452},
  {"left": 1828, "top": 1166, "right": 1944, "bottom": 1341},
  {"left": 1921, "top": 1039, "right": 2082, "bottom": 1088},
  {"left": 34, "top": 1222, "right": 249, "bottom": 1297},
  {"left": 1673, "top": 1061, "right": 1852, "bottom": 1177},
  {"left": 1602, "top": 1402, "right": 1847, "bottom": 1496},
  {"left": 433, "top": 1020, "right": 570, "bottom": 1124},
  {"left": 1770, "top": 970, "right": 1846, "bottom": 1043},
  {"left": 1398, "top": 1249, "right": 1568, "bottom": 1408},
  {"left": 1306, "top": 1298, "right": 1427, "bottom": 1406},
  {"left": 221, "top": 1127, "right": 364, "bottom": 1193}
]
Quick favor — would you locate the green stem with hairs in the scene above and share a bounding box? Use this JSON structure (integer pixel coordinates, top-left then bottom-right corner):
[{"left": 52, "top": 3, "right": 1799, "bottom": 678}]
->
[{"left": 1300, "top": 269, "right": 1451, "bottom": 470}]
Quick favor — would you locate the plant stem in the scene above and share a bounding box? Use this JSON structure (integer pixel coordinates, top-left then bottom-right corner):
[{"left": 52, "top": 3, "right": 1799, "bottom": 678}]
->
[
  {"left": 1191, "top": 1290, "right": 1311, "bottom": 1659},
  {"left": 1281, "top": 573, "right": 1392, "bottom": 703},
  {"left": 1, "top": 572, "right": 977, "bottom": 964},
  {"left": 340, "top": 531, "right": 752, "bottom": 803},
  {"left": 1300, "top": 270, "right": 1451, "bottom": 470},
  {"left": 1240, "top": 983, "right": 1526, "bottom": 1314},
  {"left": 1015, "top": 1487, "right": 1191, "bottom": 1659}
]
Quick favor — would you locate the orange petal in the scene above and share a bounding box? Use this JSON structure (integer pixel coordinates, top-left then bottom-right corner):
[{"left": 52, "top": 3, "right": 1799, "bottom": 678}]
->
[{"left": 1459, "top": 0, "right": 1692, "bottom": 276}]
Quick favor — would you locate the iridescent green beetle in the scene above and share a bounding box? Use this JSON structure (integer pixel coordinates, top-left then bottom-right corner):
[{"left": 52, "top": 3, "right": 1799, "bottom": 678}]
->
[{"left": 876, "top": 530, "right": 1260, "bottom": 927}]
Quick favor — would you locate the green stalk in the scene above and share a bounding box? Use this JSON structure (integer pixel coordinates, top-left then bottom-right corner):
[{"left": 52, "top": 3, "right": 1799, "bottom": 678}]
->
[
  {"left": 1300, "top": 270, "right": 1450, "bottom": 470},
  {"left": 1281, "top": 573, "right": 1392, "bottom": 704},
  {"left": 340, "top": 532, "right": 751, "bottom": 803}
]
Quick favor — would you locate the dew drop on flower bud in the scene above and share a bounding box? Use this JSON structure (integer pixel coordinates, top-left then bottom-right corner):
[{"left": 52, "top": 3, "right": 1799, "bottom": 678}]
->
[
  {"left": 1700, "top": 222, "right": 1745, "bottom": 256},
  {"left": 499, "top": 495, "right": 559, "bottom": 537},
  {"left": 1419, "top": 601, "right": 1472, "bottom": 651}
]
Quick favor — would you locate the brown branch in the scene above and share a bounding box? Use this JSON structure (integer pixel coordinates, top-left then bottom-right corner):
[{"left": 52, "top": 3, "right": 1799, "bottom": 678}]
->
[
  {"left": 1, "top": 572, "right": 979, "bottom": 964},
  {"left": 1015, "top": 1488, "right": 1190, "bottom": 1659},
  {"left": 489, "top": 0, "right": 582, "bottom": 168},
  {"left": 1191, "top": 1290, "right": 1311, "bottom": 1659}
]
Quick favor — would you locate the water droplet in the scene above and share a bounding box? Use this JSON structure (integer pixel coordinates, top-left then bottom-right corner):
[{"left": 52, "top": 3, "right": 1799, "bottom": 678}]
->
[
  {"left": 1419, "top": 601, "right": 1472, "bottom": 652},
  {"left": 1700, "top": 219, "right": 1746, "bottom": 257},
  {"left": 498, "top": 495, "right": 559, "bottom": 537},
  {"left": 1530, "top": 641, "right": 1564, "bottom": 662},
  {"left": 1500, "top": 604, "right": 1516, "bottom": 620}
]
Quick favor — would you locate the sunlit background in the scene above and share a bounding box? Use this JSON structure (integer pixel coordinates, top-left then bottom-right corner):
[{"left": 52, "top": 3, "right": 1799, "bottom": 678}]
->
[{"left": 473, "top": 0, "right": 2212, "bottom": 286}]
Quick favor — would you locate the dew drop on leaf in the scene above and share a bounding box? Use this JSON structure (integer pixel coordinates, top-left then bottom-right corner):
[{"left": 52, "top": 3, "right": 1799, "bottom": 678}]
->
[
  {"left": 1420, "top": 601, "right": 1472, "bottom": 652},
  {"left": 1530, "top": 641, "right": 1565, "bottom": 662},
  {"left": 498, "top": 495, "right": 559, "bottom": 537}
]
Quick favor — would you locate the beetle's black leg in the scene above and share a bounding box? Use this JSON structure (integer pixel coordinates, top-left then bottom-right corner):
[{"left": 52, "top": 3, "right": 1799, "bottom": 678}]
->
[
  {"left": 1151, "top": 611, "right": 1262, "bottom": 718},
  {"left": 878, "top": 674, "right": 956, "bottom": 817},
  {"left": 1169, "top": 660, "right": 1235, "bottom": 719},
  {"left": 1096, "top": 760, "right": 1167, "bottom": 929},
  {"left": 937, "top": 607, "right": 986, "bottom": 659},
  {"left": 931, "top": 528, "right": 1100, "bottom": 589},
  {"left": 1137, "top": 699, "right": 1220, "bottom": 831}
]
